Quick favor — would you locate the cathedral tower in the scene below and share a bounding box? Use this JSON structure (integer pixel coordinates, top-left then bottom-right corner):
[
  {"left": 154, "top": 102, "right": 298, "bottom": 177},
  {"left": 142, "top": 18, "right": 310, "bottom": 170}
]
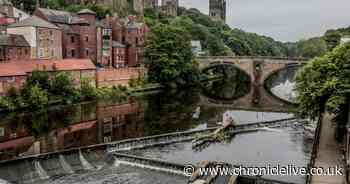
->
[{"left": 209, "top": 0, "right": 226, "bottom": 22}]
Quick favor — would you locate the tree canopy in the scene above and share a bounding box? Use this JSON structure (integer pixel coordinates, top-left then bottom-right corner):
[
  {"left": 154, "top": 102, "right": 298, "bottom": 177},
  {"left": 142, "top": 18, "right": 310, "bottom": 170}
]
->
[
  {"left": 144, "top": 23, "right": 199, "bottom": 87},
  {"left": 295, "top": 42, "right": 350, "bottom": 121}
]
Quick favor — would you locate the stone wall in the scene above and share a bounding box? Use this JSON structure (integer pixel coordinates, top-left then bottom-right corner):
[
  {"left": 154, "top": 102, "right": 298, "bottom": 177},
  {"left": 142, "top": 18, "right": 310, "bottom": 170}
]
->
[{"left": 96, "top": 67, "right": 146, "bottom": 87}]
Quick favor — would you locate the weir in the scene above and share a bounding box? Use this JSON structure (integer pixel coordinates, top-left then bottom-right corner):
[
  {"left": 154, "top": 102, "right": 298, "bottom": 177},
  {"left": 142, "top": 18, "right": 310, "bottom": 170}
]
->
[{"left": 107, "top": 118, "right": 303, "bottom": 152}]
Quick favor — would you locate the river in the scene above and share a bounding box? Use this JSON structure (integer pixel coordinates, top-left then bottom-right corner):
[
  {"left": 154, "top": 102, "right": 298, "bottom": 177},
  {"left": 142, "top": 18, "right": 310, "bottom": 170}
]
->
[{"left": 0, "top": 66, "right": 314, "bottom": 184}]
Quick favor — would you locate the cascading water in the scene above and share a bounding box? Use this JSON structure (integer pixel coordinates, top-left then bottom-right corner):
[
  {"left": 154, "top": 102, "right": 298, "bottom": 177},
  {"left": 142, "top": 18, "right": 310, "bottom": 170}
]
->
[
  {"left": 78, "top": 150, "right": 95, "bottom": 170},
  {"left": 271, "top": 79, "right": 297, "bottom": 102},
  {"left": 0, "top": 178, "right": 11, "bottom": 184},
  {"left": 59, "top": 154, "right": 74, "bottom": 174},
  {"left": 113, "top": 158, "right": 185, "bottom": 176},
  {"left": 34, "top": 160, "right": 50, "bottom": 180}
]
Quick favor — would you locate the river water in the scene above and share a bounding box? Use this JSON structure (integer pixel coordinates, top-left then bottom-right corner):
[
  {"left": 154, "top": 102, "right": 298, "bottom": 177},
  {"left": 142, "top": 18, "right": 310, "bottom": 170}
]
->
[{"left": 0, "top": 66, "right": 313, "bottom": 184}]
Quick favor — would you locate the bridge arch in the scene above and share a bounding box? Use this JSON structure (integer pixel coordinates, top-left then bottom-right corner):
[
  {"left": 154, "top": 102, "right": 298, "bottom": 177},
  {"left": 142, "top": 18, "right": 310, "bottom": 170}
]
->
[
  {"left": 263, "top": 64, "right": 303, "bottom": 104},
  {"left": 197, "top": 56, "right": 309, "bottom": 85}
]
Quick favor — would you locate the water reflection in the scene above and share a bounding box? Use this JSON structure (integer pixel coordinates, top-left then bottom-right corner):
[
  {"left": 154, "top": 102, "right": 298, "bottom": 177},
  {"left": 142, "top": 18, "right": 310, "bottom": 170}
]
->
[
  {"left": 202, "top": 65, "right": 251, "bottom": 100},
  {"left": 265, "top": 66, "right": 299, "bottom": 103}
]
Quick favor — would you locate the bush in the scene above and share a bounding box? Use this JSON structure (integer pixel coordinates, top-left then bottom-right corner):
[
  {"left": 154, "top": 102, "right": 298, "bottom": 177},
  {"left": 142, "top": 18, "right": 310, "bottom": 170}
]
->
[
  {"left": 50, "top": 72, "right": 76, "bottom": 97},
  {"left": 25, "top": 70, "right": 50, "bottom": 91},
  {"left": 24, "top": 85, "right": 49, "bottom": 110},
  {"left": 80, "top": 77, "right": 97, "bottom": 100}
]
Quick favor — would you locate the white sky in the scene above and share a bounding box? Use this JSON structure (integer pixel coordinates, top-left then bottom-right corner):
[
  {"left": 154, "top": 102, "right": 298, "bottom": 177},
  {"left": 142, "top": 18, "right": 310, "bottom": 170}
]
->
[{"left": 179, "top": 0, "right": 350, "bottom": 42}]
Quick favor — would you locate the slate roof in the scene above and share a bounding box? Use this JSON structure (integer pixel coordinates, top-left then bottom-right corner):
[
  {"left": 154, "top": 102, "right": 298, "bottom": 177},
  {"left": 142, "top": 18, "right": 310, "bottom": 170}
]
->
[
  {"left": 112, "top": 41, "right": 126, "bottom": 48},
  {"left": 0, "top": 59, "right": 96, "bottom": 77},
  {"left": 0, "top": 34, "right": 30, "bottom": 47},
  {"left": 8, "top": 16, "right": 59, "bottom": 29},
  {"left": 37, "top": 8, "right": 88, "bottom": 25}
]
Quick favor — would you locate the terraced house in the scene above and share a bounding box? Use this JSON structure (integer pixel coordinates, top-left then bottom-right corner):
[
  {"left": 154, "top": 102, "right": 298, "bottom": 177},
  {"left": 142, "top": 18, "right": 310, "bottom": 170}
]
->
[
  {"left": 6, "top": 16, "right": 63, "bottom": 59},
  {"left": 34, "top": 7, "right": 148, "bottom": 68},
  {"left": 0, "top": 34, "right": 30, "bottom": 62}
]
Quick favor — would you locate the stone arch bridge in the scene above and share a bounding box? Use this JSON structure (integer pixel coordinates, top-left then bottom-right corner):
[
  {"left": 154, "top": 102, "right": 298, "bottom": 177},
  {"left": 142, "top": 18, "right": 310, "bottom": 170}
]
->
[{"left": 197, "top": 56, "right": 309, "bottom": 85}]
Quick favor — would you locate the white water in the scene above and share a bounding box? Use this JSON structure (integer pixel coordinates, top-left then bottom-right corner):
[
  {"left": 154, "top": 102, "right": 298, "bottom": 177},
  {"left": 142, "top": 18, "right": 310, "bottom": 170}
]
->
[
  {"left": 113, "top": 159, "right": 185, "bottom": 176},
  {"left": 271, "top": 79, "right": 297, "bottom": 102},
  {"left": 34, "top": 160, "right": 50, "bottom": 180},
  {"left": 78, "top": 150, "right": 95, "bottom": 170},
  {"left": 0, "top": 178, "right": 11, "bottom": 184},
  {"left": 59, "top": 155, "right": 74, "bottom": 174}
]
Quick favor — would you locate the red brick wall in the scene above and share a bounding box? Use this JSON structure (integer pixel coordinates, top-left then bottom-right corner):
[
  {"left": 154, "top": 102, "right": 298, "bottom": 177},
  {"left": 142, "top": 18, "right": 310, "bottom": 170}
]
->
[
  {"left": 112, "top": 47, "right": 126, "bottom": 68},
  {"left": 0, "top": 46, "right": 30, "bottom": 62},
  {"left": 62, "top": 32, "right": 80, "bottom": 58},
  {"left": 79, "top": 25, "right": 97, "bottom": 62},
  {"left": 0, "top": 75, "right": 26, "bottom": 95},
  {"left": 96, "top": 67, "right": 146, "bottom": 87}
]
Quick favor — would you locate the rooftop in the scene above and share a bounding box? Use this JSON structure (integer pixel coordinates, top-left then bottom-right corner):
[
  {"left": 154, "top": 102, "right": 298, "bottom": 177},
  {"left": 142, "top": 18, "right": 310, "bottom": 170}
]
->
[
  {"left": 0, "top": 34, "right": 30, "bottom": 47},
  {"left": 0, "top": 59, "right": 96, "bottom": 77},
  {"left": 37, "top": 8, "right": 88, "bottom": 25},
  {"left": 8, "top": 16, "right": 59, "bottom": 29}
]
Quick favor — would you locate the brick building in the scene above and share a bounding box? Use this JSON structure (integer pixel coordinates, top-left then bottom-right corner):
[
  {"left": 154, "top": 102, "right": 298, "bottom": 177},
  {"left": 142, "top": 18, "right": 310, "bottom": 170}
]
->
[
  {"left": 6, "top": 16, "right": 63, "bottom": 59},
  {"left": 34, "top": 8, "right": 97, "bottom": 61},
  {"left": 0, "top": 59, "right": 96, "bottom": 94},
  {"left": 124, "top": 16, "right": 147, "bottom": 66},
  {"left": 0, "top": 34, "right": 30, "bottom": 62},
  {"left": 0, "top": 0, "right": 29, "bottom": 33},
  {"left": 34, "top": 8, "right": 147, "bottom": 68}
]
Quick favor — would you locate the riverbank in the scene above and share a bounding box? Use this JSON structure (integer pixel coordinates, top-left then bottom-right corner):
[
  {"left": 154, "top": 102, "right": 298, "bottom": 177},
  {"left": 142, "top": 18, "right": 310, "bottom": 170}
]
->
[{"left": 311, "top": 113, "right": 346, "bottom": 184}]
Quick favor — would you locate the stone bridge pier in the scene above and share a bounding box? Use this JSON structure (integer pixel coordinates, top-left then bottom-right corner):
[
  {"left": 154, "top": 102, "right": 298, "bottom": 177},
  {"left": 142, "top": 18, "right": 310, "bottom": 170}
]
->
[{"left": 197, "top": 56, "right": 308, "bottom": 85}]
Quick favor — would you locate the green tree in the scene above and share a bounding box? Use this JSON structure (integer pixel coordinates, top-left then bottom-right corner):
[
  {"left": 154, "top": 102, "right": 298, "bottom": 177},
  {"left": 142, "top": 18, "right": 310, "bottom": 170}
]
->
[
  {"left": 80, "top": 77, "right": 97, "bottom": 100},
  {"left": 25, "top": 70, "right": 50, "bottom": 91},
  {"left": 50, "top": 72, "right": 77, "bottom": 98},
  {"left": 296, "top": 38, "right": 328, "bottom": 58},
  {"left": 24, "top": 85, "right": 49, "bottom": 109},
  {"left": 145, "top": 23, "right": 199, "bottom": 87},
  {"left": 296, "top": 42, "right": 350, "bottom": 121},
  {"left": 324, "top": 30, "right": 341, "bottom": 51}
]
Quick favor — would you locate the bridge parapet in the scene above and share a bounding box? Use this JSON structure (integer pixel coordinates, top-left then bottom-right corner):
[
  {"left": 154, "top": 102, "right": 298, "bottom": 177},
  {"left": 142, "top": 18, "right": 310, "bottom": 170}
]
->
[
  {"left": 196, "top": 56, "right": 310, "bottom": 62},
  {"left": 197, "top": 56, "right": 308, "bottom": 85}
]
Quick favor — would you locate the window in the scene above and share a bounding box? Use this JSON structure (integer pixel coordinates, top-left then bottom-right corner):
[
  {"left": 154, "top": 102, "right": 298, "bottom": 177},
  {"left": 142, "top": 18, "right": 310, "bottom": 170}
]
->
[
  {"left": 51, "top": 49, "right": 55, "bottom": 57},
  {"left": 25, "top": 49, "right": 28, "bottom": 55},
  {"left": 71, "top": 49, "right": 75, "bottom": 57},
  {"left": 49, "top": 30, "right": 53, "bottom": 36},
  {"left": 85, "top": 36, "right": 89, "bottom": 42},
  {"left": 39, "top": 48, "right": 44, "bottom": 58},
  {"left": 86, "top": 49, "right": 89, "bottom": 56},
  {"left": 71, "top": 36, "right": 75, "bottom": 43},
  {"left": 0, "top": 127, "right": 4, "bottom": 137}
]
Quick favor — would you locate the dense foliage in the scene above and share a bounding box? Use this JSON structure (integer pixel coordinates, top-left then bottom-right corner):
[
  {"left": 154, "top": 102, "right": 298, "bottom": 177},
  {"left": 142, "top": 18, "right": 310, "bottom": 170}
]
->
[
  {"left": 145, "top": 8, "right": 289, "bottom": 57},
  {"left": 295, "top": 42, "right": 350, "bottom": 122},
  {"left": 145, "top": 23, "right": 200, "bottom": 87},
  {"left": 0, "top": 70, "right": 130, "bottom": 111}
]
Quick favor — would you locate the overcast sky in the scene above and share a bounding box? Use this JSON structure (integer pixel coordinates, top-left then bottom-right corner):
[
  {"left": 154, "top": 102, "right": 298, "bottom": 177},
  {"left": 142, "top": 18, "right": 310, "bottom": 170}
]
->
[{"left": 179, "top": 0, "right": 350, "bottom": 42}]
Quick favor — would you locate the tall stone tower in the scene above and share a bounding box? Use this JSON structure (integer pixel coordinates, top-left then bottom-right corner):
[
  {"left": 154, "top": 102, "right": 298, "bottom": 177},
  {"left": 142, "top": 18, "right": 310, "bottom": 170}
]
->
[
  {"left": 209, "top": 0, "right": 226, "bottom": 22},
  {"left": 161, "top": 0, "right": 178, "bottom": 16}
]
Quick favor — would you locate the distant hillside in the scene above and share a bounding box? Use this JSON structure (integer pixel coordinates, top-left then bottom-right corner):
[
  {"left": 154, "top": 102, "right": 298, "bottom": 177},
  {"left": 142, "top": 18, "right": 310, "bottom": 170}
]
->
[{"left": 145, "top": 7, "right": 290, "bottom": 57}]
